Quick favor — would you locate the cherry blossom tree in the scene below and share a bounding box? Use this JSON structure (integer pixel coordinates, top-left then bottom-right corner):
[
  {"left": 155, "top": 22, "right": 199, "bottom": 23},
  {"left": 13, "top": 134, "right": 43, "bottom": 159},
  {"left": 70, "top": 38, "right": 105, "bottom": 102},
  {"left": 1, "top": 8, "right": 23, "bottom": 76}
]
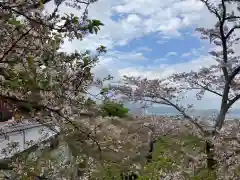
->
[
  {"left": 0, "top": 0, "right": 105, "bottom": 120},
  {"left": 109, "top": 0, "right": 240, "bottom": 178},
  {"left": 0, "top": 0, "right": 110, "bottom": 179}
]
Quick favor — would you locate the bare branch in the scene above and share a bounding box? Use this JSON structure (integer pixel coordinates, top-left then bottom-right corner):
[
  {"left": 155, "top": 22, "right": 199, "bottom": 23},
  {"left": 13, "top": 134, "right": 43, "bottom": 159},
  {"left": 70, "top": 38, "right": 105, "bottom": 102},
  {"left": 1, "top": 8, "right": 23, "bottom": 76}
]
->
[
  {"left": 0, "top": 4, "right": 61, "bottom": 31},
  {"left": 160, "top": 98, "right": 205, "bottom": 134},
  {"left": 141, "top": 95, "right": 205, "bottom": 134},
  {"left": 192, "top": 81, "right": 225, "bottom": 99},
  {"left": 221, "top": 0, "right": 227, "bottom": 20},
  {"left": 229, "top": 93, "right": 240, "bottom": 107},
  {"left": 200, "top": 0, "right": 221, "bottom": 20},
  {"left": 229, "top": 65, "right": 240, "bottom": 81},
  {"left": 226, "top": 25, "right": 240, "bottom": 39},
  {"left": 225, "top": 16, "right": 240, "bottom": 21}
]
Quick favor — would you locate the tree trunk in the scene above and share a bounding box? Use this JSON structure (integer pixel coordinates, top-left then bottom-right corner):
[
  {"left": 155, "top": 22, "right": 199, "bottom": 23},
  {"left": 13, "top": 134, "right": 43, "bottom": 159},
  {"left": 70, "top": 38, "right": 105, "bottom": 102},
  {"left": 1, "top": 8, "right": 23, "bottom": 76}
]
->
[
  {"left": 205, "top": 140, "right": 217, "bottom": 179},
  {"left": 205, "top": 140, "right": 217, "bottom": 180},
  {"left": 145, "top": 131, "right": 156, "bottom": 163},
  {"left": 205, "top": 140, "right": 217, "bottom": 170}
]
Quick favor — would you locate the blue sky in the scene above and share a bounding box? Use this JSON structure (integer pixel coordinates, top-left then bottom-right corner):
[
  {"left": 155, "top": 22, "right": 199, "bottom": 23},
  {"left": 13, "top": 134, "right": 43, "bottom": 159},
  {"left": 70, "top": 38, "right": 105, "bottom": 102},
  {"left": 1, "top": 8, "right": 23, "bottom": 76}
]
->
[
  {"left": 46, "top": 0, "right": 240, "bottom": 109},
  {"left": 114, "top": 31, "right": 207, "bottom": 66}
]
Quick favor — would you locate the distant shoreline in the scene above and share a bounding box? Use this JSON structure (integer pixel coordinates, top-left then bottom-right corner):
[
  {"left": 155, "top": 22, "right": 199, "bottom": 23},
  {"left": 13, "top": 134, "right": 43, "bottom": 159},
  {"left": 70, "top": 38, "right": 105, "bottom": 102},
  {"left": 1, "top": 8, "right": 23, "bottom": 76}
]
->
[
  {"left": 131, "top": 113, "right": 240, "bottom": 121},
  {"left": 126, "top": 104, "right": 240, "bottom": 119}
]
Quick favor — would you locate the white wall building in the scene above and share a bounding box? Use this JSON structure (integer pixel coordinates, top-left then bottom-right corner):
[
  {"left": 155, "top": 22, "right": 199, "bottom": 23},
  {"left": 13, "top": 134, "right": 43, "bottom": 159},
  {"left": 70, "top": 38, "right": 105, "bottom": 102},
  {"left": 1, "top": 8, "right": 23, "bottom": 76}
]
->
[{"left": 0, "top": 120, "right": 58, "bottom": 159}]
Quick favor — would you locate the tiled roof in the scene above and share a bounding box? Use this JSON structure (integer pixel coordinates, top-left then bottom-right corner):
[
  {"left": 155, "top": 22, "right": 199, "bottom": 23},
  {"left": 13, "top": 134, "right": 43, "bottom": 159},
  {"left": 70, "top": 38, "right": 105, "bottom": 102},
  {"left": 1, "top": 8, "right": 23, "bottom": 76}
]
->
[{"left": 0, "top": 120, "right": 54, "bottom": 135}]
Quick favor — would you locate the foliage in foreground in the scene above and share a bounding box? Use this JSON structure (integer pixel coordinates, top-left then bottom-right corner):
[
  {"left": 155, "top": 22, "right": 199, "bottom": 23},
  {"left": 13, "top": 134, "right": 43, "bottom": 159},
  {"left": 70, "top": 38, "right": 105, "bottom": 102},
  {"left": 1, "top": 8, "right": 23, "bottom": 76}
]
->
[
  {"left": 0, "top": 0, "right": 106, "bottom": 179},
  {"left": 98, "top": 128, "right": 240, "bottom": 180}
]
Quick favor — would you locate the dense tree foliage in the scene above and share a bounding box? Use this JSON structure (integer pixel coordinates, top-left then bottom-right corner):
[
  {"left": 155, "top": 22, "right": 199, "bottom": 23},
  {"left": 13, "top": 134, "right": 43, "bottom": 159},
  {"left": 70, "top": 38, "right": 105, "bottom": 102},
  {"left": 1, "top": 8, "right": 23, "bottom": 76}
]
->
[
  {"left": 100, "top": 100, "right": 129, "bottom": 118},
  {"left": 0, "top": 0, "right": 108, "bottom": 179},
  {"left": 0, "top": 0, "right": 105, "bottom": 121}
]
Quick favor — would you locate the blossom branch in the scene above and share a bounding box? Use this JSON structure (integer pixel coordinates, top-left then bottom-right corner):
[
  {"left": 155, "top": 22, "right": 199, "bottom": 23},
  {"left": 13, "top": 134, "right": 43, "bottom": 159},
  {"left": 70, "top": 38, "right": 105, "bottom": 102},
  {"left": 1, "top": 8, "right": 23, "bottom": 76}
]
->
[{"left": 0, "top": 28, "right": 33, "bottom": 62}]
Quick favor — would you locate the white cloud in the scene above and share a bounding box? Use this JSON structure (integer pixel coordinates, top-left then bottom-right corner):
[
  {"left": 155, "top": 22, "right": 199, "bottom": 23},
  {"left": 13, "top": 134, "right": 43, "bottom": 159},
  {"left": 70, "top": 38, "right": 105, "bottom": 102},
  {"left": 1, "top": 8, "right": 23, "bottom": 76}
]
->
[
  {"left": 107, "top": 51, "right": 148, "bottom": 61},
  {"left": 181, "top": 46, "right": 207, "bottom": 58},
  {"left": 92, "top": 51, "right": 149, "bottom": 80},
  {"left": 49, "top": 0, "right": 240, "bottom": 109},
  {"left": 157, "top": 17, "right": 182, "bottom": 36},
  {"left": 137, "top": 47, "right": 152, "bottom": 52},
  {"left": 52, "top": 0, "right": 215, "bottom": 52},
  {"left": 166, "top": 52, "right": 177, "bottom": 57},
  {"left": 126, "top": 14, "right": 141, "bottom": 24},
  {"left": 154, "top": 58, "right": 167, "bottom": 63},
  {"left": 181, "top": 52, "right": 192, "bottom": 57},
  {"left": 119, "top": 55, "right": 216, "bottom": 79}
]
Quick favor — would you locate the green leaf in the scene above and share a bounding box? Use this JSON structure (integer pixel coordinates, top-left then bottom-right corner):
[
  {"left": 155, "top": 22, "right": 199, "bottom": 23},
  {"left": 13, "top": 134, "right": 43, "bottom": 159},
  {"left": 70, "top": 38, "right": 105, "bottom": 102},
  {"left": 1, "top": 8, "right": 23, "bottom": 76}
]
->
[
  {"left": 83, "top": 57, "right": 89, "bottom": 67},
  {"left": 8, "top": 18, "right": 21, "bottom": 26},
  {"left": 93, "top": 27, "right": 99, "bottom": 34},
  {"left": 91, "top": 19, "right": 104, "bottom": 26},
  {"left": 73, "top": 16, "right": 79, "bottom": 25},
  {"left": 85, "top": 98, "right": 96, "bottom": 106},
  {"left": 17, "top": 102, "right": 34, "bottom": 113},
  {"left": 7, "top": 78, "right": 20, "bottom": 88},
  {"left": 89, "top": 27, "right": 93, "bottom": 34},
  {"left": 101, "top": 87, "right": 109, "bottom": 94},
  {"left": 27, "top": 56, "right": 34, "bottom": 68},
  {"left": 40, "top": 0, "right": 44, "bottom": 8}
]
